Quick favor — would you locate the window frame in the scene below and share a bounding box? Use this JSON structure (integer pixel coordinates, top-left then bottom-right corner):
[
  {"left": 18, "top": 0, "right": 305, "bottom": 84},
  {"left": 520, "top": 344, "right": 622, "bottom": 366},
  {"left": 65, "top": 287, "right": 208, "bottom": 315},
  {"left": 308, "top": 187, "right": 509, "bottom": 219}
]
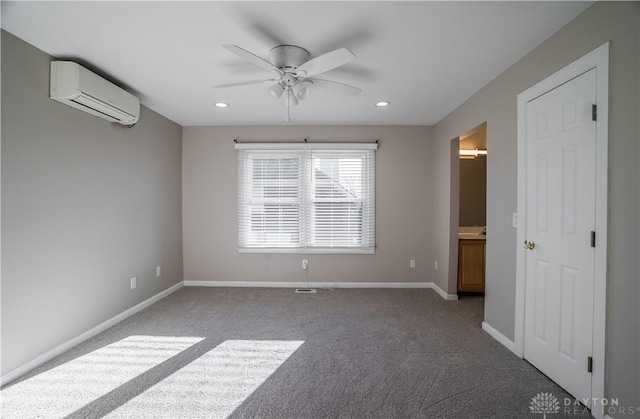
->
[{"left": 236, "top": 142, "right": 376, "bottom": 254}]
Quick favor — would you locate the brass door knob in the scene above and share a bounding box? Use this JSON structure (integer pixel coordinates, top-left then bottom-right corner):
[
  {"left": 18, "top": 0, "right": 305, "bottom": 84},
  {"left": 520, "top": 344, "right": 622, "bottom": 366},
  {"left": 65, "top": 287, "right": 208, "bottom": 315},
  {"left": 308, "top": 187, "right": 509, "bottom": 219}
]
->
[{"left": 523, "top": 240, "right": 536, "bottom": 250}]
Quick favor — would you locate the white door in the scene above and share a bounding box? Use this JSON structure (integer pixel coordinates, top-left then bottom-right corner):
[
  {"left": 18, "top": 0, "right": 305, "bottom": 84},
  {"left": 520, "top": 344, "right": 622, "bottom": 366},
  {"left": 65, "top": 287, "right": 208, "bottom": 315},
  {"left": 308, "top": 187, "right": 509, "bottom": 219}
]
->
[{"left": 524, "top": 68, "right": 596, "bottom": 402}]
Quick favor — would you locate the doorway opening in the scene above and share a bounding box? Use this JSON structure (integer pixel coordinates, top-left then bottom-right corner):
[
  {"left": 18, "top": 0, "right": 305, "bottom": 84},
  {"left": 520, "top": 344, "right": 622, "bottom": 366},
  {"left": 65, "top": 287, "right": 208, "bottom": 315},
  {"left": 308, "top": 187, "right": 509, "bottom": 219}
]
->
[{"left": 457, "top": 123, "right": 487, "bottom": 295}]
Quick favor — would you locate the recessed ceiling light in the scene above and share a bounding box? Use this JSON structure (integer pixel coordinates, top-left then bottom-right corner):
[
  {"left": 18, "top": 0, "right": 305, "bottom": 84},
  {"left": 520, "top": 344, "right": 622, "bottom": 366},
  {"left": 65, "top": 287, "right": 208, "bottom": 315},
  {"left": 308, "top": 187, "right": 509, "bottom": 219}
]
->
[
  {"left": 215, "top": 102, "right": 229, "bottom": 108},
  {"left": 375, "top": 101, "right": 390, "bottom": 107}
]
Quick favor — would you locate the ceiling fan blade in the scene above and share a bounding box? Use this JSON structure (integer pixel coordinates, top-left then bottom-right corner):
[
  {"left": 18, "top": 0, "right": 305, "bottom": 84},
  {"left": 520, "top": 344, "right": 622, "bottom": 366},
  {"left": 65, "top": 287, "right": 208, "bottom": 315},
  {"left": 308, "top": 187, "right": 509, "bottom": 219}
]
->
[
  {"left": 310, "top": 78, "right": 362, "bottom": 97},
  {"left": 223, "top": 45, "right": 283, "bottom": 75},
  {"left": 297, "top": 48, "right": 355, "bottom": 77},
  {"left": 213, "top": 79, "right": 275, "bottom": 88}
]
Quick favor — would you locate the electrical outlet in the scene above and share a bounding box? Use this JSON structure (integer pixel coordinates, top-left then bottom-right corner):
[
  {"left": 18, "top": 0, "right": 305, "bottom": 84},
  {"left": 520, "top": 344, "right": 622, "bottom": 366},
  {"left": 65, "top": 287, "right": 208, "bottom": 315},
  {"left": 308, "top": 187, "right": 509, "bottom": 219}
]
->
[
  {"left": 302, "top": 259, "right": 308, "bottom": 270},
  {"left": 434, "top": 260, "right": 438, "bottom": 270},
  {"left": 156, "top": 266, "right": 161, "bottom": 277},
  {"left": 130, "top": 277, "right": 136, "bottom": 290},
  {"left": 410, "top": 260, "right": 416, "bottom": 269}
]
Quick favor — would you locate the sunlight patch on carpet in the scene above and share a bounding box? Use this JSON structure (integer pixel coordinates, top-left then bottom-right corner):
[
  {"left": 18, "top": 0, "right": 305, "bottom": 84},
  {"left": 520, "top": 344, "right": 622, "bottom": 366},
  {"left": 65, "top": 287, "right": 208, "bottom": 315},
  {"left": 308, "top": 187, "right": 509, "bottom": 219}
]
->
[
  {"left": 1, "top": 335, "right": 203, "bottom": 418},
  {"left": 105, "top": 339, "right": 304, "bottom": 418}
]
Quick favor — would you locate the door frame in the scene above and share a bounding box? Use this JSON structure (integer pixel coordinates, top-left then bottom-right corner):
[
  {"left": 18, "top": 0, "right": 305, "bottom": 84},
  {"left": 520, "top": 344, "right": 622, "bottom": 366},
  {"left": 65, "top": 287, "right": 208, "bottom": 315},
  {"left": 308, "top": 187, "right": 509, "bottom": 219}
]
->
[{"left": 514, "top": 42, "right": 609, "bottom": 414}]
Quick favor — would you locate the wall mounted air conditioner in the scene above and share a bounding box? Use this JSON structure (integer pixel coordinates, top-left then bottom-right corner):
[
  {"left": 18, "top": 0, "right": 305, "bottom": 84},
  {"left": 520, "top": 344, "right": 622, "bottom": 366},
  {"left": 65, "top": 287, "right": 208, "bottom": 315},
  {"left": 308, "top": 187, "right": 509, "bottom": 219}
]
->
[{"left": 50, "top": 61, "right": 140, "bottom": 126}]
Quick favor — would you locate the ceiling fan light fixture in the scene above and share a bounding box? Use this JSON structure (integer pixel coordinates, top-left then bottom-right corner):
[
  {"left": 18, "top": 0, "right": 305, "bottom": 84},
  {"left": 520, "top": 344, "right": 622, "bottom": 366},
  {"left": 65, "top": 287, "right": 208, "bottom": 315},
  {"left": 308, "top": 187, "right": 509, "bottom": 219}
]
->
[
  {"left": 268, "top": 82, "right": 285, "bottom": 99},
  {"left": 281, "top": 88, "right": 299, "bottom": 107},
  {"left": 292, "top": 82, "right": 309, "bottom": 101}
]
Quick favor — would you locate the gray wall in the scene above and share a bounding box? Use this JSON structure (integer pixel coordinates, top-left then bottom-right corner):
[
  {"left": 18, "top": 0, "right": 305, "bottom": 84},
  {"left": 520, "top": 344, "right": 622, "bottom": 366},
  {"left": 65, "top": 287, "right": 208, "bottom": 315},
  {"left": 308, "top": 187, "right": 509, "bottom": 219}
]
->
[
  {"left": 183, "top": 125, "right": 434, "bottom": 286},
  {"left": 1, "top": 31, "right": 184, "bottom": 376},
  {"left": 432, "top": 138, "right": 460, "bottom": 300},
  {"left": 432, "top": 2, "right": 639, "bottom": 411},
  {"left": 459, "top": 157, "right": 486, "bottom": 227}
]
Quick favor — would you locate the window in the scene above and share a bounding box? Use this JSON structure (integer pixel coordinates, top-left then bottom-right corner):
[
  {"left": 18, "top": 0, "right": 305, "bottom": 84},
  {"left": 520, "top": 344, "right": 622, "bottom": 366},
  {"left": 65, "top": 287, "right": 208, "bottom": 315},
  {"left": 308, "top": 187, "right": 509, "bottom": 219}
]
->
[{"left": 237, "top": 143, "right": 376, "bottom": 253}]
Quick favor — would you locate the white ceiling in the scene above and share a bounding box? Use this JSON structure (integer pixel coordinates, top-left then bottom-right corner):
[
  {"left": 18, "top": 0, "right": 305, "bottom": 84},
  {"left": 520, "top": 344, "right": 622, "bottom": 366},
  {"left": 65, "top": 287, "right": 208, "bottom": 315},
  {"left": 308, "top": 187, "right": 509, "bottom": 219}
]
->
[{"left": 1, "top": 1, "right": 591, "bottom": 126}]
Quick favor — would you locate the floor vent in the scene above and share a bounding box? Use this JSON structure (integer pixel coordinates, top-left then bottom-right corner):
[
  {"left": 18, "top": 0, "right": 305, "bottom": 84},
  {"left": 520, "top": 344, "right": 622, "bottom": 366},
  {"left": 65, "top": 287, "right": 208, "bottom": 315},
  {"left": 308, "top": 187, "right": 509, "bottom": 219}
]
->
[{"left": 295, "top": 288, "right": 317, "bottom": 294}]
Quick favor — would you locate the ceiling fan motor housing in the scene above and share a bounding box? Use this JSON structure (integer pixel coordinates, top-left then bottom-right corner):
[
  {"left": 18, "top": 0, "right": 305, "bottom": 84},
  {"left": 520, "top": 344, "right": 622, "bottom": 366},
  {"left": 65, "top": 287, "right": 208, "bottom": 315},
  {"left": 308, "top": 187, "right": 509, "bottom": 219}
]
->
[{"left": 269, "top": 45, "right": 310, "bottom": 73}]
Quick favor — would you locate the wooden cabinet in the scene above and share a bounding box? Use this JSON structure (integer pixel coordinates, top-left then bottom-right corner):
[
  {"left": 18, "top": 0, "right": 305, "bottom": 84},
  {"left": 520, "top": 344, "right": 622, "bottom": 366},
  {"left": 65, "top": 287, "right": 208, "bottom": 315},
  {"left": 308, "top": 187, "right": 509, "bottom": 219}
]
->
[{"left": 458, "top": 239, "right": 486, "bottom": 293}]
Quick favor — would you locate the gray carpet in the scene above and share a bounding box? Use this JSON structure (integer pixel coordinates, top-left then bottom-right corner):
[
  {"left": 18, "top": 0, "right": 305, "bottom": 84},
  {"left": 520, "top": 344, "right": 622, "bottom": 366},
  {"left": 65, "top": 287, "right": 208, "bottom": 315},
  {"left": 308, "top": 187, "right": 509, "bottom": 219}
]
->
[{"left": 1, "top": 287, "right": 592, "bottom": 418}]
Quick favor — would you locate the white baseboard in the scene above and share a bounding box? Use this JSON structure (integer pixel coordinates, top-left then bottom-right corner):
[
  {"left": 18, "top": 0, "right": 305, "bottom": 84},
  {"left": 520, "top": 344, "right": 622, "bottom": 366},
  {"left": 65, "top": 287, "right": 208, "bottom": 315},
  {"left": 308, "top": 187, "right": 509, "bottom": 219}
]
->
[
  {"left": 429, "top": 282, "right": 459, "bottom": 300},
  {"left": 184, "top": 280, "right": 459, "bottom": 300},
  {"left": 1, "top": 281, "right": 184, "bottom": 386},
  {"left": 184, "top": 280, "right": 432, "bottom": 289},
  {"left": 482, "top": 321, "right": 518, "bottom": 355}
]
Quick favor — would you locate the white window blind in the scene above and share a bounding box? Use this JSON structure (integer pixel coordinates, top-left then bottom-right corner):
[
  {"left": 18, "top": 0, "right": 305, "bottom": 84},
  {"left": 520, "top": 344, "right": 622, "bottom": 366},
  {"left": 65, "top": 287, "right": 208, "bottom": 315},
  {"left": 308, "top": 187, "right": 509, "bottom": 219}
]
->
[{"left": 237, "top": 143, "right": 376, "bottom": 253}]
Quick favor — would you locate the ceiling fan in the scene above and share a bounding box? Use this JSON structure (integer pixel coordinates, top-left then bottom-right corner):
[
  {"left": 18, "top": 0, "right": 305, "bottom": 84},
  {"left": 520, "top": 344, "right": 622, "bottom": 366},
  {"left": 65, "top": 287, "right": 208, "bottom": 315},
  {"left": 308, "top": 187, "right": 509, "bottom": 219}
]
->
[{"left": 214, "top": 44, "right": 363, "bottom": 122}]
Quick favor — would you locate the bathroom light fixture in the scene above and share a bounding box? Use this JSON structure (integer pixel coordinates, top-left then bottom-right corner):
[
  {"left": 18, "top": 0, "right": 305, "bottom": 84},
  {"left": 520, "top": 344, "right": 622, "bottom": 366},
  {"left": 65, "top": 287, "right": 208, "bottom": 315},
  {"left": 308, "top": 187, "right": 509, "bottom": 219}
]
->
[
  {"left": 215, "top": 102, "right": 229, "bottom": 108},
  {"left": 459, "top": 148, "right": 487, "bottom": 158},
  {"left": 375, "top": 101, "right": 390, "bottom": 107}
]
